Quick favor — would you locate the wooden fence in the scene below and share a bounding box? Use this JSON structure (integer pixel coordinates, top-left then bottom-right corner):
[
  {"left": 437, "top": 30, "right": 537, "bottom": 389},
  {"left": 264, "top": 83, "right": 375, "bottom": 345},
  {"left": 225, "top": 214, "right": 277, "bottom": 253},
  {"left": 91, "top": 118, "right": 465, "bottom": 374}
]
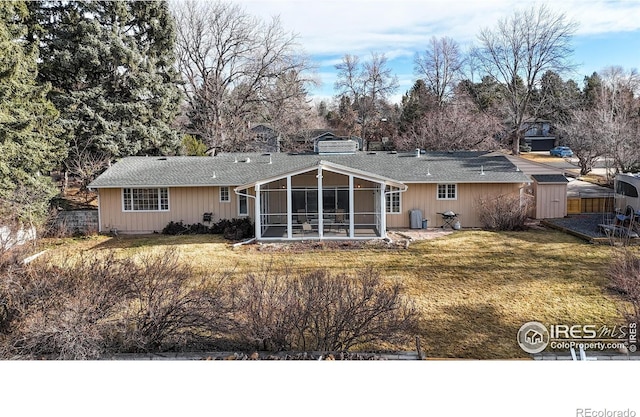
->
[{"left": 567, "top": 197, "right": 613, "bottom": 214}]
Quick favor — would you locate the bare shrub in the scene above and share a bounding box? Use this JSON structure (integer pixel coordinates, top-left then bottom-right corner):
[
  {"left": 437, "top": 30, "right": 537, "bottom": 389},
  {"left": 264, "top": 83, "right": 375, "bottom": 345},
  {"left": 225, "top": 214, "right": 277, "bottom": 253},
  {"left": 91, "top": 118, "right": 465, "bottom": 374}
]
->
[
  {"left": 0, "top": 252, "right": 133, "bottom": 359},
  {"left": 1, "top": 252, "right": 417, "bottom": 358},
  {"left": 231, "top": 268, "right": 303, "bottom": 351},
  {"left": 0, "top": 250, "right": 234, "bottom": 359},
  {"left": 233, "top": 267, "right": 418, "bottom": 352},
  {"left": 477, "top": 193, "right": 532, "bottom": 231},
  {"left": 608, "top": 249, "right": 640, "bottom": 325},
  {"left": 119, "top": 251, "right": 234, "bottom": 353}
]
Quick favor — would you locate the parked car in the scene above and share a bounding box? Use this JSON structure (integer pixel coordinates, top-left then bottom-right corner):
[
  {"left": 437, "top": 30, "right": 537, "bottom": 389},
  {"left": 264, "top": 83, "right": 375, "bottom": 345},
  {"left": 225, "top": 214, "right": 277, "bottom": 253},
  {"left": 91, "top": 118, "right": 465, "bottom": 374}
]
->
[
  {"left": 549, "top": 146, "right": 573, "bottom": 157},
  {"left": 519, "top": 143, "right": 532, "bottom": 153}
]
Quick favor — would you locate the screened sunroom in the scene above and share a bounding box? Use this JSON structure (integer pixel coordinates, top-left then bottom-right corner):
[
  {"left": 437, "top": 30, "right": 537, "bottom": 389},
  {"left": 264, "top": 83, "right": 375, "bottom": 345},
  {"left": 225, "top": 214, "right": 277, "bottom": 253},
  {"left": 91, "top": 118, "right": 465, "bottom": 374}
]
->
[{"left": 234, "top": 161, "right": 406, "bottom": 240}]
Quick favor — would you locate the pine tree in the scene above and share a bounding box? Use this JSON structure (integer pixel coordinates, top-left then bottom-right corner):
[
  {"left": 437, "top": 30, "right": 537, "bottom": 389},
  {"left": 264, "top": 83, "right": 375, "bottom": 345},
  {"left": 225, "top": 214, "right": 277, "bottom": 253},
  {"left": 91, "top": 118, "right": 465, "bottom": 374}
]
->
[
  {"left": 0, "top": 1, "right": 65, "bottom": 225},
  {"left": 30, "top": 0, "right": 183, "bottom": 163}
]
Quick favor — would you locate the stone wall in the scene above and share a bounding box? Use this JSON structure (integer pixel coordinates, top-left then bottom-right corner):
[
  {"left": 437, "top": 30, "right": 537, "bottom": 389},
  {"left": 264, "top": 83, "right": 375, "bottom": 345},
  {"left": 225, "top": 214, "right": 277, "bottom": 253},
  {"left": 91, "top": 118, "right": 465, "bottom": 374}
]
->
[{"left": 54, "top": 209, "right": 99, "bottom": 235}]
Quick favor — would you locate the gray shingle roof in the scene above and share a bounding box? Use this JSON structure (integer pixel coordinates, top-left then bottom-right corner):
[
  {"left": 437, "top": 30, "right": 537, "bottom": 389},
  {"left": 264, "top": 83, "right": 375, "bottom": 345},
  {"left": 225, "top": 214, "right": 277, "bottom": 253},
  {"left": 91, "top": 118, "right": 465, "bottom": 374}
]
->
[
  {"left": 531, "top": 174, "right": 569, "bottom": 184},
  {"left": 89, "top": 151, "right": 531, "bottom": 188}
]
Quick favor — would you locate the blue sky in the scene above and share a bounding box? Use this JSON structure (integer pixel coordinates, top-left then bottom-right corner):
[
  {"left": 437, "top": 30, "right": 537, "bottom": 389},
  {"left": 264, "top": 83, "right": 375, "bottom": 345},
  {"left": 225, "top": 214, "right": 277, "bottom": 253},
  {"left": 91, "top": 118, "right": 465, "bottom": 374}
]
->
[{"left": 236, "top": 0, "right": 640, "bottom": 103}]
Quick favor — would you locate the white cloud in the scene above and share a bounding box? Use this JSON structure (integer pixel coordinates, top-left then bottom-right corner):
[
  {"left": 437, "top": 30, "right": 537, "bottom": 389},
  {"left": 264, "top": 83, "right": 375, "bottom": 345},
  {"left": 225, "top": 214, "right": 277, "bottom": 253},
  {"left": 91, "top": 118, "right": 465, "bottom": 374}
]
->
[
  {"left": 227, "top": 0, "right": 640, "bottom": 100},
  {"left": 236, "top": 0, "right": 640, "bottom": 56}
]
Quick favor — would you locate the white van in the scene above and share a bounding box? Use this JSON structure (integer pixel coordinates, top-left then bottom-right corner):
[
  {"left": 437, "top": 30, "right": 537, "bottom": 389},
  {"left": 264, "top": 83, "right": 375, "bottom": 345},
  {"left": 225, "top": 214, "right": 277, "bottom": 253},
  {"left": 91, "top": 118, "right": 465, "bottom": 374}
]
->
[{"left": 614, "top": 173, "right": 640, "bottom": 214}]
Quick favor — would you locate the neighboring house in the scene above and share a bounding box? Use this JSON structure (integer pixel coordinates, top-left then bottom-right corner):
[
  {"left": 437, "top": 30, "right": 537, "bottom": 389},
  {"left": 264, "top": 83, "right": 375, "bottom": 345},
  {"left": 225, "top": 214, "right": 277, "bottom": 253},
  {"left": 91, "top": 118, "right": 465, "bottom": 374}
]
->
[
  {"left": 88, "top": 150, "right": 531, "bottom": 240},
  {"left": 295, "top": 129, "right": 363, "bottom": 152},
  {"left": 522, "top": 120, "right": 556, "bottom": 151},
  {"left": 247, "top": 123, "right": 280, "bottom": 153}
]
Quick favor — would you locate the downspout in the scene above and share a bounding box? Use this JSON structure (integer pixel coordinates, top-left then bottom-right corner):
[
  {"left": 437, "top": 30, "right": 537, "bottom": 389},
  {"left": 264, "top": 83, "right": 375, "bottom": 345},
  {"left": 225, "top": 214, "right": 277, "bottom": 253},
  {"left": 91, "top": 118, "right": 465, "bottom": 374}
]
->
[
  {"left": 234, "top": 186, "right": 258, "bottom": 239},
  {"left": 382, "top": 183, "right": 408, "bottom": 237}
]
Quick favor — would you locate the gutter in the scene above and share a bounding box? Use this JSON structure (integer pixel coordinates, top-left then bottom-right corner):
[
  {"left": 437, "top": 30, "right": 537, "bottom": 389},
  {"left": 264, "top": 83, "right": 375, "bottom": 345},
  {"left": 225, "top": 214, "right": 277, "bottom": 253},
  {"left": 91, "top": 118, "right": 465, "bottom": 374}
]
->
[{"left": 233, "top": 187, "right": 256, "bottom": 201}]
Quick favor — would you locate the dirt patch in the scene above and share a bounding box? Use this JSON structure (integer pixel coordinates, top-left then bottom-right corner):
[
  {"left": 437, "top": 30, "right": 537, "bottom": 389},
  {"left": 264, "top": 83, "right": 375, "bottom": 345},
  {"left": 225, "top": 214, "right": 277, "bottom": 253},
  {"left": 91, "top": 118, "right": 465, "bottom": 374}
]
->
[
  {"left": 248, "top": 238, "right": 408, "bottom": 252},
  {"left": 388, "top": 229, "right": 454, "bottom": 241},
  {"left": 242, "top": 229, "right": 454, "bottom": 252}
]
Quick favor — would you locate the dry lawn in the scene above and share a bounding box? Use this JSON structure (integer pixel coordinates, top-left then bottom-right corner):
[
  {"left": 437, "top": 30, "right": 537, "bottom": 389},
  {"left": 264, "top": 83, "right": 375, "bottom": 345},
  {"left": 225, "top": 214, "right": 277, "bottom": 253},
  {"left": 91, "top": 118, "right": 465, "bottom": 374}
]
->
[{"left": 42, "top": 229, "right": 628, "bottom": 359}]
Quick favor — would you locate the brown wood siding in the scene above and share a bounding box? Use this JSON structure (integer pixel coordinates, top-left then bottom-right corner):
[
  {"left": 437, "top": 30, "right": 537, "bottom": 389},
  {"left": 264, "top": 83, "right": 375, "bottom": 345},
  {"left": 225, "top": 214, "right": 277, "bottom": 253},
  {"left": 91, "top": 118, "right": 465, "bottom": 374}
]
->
[
  {"left": 99, "top": 181, "right": 524, "bottom": 233},
  {"left": 386, "top": 183, "right": 524, "bottom": 228},
  {"left": 98, "top": 187, "right": 254, "bottom": 233},
  {"left": 534, "top": 183, "right": 567, "bottom": 219}
]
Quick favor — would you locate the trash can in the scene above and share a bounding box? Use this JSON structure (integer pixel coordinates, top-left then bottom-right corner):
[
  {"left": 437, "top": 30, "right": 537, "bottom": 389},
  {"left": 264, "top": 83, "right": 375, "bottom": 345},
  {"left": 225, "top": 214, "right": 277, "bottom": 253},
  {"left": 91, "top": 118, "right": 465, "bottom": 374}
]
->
[{"left": 422, "top": 219, "right": 428, "bottom": 229}]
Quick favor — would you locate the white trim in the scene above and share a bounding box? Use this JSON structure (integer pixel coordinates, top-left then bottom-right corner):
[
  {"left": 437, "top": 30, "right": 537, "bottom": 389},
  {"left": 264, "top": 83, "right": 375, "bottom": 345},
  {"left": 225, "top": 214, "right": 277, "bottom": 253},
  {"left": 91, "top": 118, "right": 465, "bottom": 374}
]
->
[
  {"left": 219, "top": 186, "right": 230, "bottom": 203},
  {"left": 379, "top": 185, "right": 386, "bottom": 238},
  {"left": 436, "top": 183, "right": 458, "bottom": 200},
  {"left": 287, "top": 176, "right": 292, "bottom": 239},
  {"left": 385, "top": 186, "right": 402, "bottom": 214},
  {"left": 254, "top": 184, "right": 262, "bottom": 240},
  {"left": 349, "top": 175, "right": 355, "bottom": 238},
  {"left": 237, "top": 193, "right": 249, "bottom": 216},
  {"left": 235, "top": 160, "right": 406, "bottom": 192},
  {"left": 121, "top": 187, "right": 170, "bottom": 212},
  {"left": 317, "top": 165, "right": 323, "bottom": 239}
]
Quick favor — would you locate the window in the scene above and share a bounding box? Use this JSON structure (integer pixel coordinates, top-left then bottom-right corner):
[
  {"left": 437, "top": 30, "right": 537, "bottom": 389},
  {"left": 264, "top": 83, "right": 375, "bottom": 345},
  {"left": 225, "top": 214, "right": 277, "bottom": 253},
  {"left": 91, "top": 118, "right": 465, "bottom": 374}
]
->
[
  {"left": 238, "top": 194, "right": 248, "bottom": 216},
  {"left": 437, "top": 184, "right": 457, "bottom": 200},
  {"left": 220, "top": 186, "right": 230, "bottom": 202},
  {"left": 616, "top": 180, "right": 638, "bottom": 198},
  {"left": 386, "top": 186, "right": 401, "bottom": 214},
  {"left": 123, "top": 188, "right": 169, "bottom": 211}
]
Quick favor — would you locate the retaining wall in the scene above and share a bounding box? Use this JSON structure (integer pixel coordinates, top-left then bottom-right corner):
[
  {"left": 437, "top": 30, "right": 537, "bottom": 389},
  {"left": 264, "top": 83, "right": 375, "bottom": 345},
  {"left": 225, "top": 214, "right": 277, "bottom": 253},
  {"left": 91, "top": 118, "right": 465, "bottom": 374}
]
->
[{"left": 54, "top": 209, "right": 99, "bottom": 235}]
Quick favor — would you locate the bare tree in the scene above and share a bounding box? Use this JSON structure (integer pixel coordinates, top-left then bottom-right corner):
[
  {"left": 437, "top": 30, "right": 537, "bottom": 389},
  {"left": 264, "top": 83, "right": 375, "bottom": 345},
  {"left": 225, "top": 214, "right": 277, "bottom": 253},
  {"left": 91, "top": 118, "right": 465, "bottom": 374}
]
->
[
  {"left": 64, "top": 137, "right": 110, "bottom": 199},
  {"left": 414, "top": 36, "right": 464, "bottom": 106},
  {"left": 472, "top": 4, "right": 578, "bottom": 154},
  {"left": 258, "top": 71, "right": 324, "bottom": 152},
  {"left": 173, "top": 0, "right": 315, "bottom": 151},
  {"left": 560, "top": 110, "right": 606, "bottom": 176},
  {"left": 334, "top": 52, "right": 399, "bottom": 144},
  {"left": 597, "top": 67, "right": 640, "bottom": 172},
  {"left": 395, "top": 87, "right": 502, "bottom": 151}
]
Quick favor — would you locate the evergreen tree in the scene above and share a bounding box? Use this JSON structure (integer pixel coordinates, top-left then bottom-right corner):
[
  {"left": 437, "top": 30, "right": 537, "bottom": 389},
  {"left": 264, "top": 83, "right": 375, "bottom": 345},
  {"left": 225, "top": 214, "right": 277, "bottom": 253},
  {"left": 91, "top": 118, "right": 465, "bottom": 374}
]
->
[
  {"left": 582, "top": 72, "right": 604, "bottom": 109},
  {"left": 30, "top": 0, "right": 183, "bottom": 163},
  {"left": 531, "top": 71, "right": 581, "bottom": 125},
  {"left": 398, "top": 79, "right": 435, "bottom": 134},
  {"left": 181, "top": 134, "right": 207, "bottom": 156},
  {"left": 0, "top": 1, "right": 65, "bottom": 225},
  {"left": 459, "top": 76, "right": 505, "bottom": 113}
]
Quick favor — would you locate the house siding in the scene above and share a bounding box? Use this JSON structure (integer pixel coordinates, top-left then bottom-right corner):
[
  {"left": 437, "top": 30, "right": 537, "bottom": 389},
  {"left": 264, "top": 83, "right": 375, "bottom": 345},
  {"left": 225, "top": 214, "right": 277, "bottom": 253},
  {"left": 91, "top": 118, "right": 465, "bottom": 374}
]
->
[
  {"left": 99, "top": 182, "right": 524, "bottom": 233},
  {"left": 533, "top": 183, "right": 567, "bottom": 219},
  {"left": 98, "top": 187, "right": 254, "bottom": 233},
  {"left": 386, "top": 183, "right": 524, "bottom": 229}
]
